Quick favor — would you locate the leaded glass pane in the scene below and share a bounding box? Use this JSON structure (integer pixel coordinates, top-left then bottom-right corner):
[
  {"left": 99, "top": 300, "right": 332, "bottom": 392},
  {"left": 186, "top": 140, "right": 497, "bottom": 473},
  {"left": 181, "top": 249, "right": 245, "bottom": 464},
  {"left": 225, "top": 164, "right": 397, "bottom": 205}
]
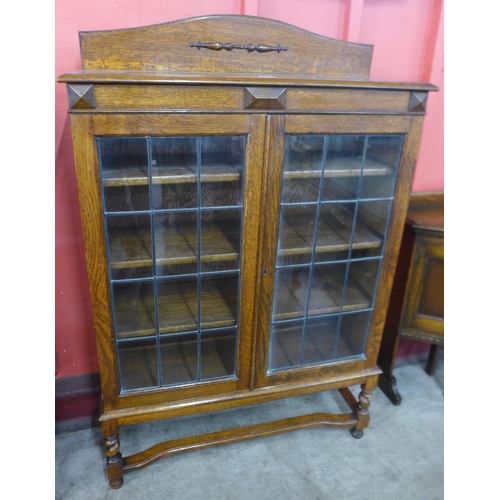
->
[
  {"left": 98, "top": 135, "right": 245, "bottom": 392},
  {"left": 118, "top": 338, "right": 158, "bottom": 391},
  {"left": 267, "top": 133, "right": 403, "bottom": 373},
  {"left": 99, "top": 137, "right": 150, "bottom": 212}
]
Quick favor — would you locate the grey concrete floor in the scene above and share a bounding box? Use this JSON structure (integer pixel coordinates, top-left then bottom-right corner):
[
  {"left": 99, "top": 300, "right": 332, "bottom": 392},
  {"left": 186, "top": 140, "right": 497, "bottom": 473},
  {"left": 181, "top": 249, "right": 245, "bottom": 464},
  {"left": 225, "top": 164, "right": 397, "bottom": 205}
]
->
[{"left": 55, "top": 351, "right": 444, "bottom": 500}]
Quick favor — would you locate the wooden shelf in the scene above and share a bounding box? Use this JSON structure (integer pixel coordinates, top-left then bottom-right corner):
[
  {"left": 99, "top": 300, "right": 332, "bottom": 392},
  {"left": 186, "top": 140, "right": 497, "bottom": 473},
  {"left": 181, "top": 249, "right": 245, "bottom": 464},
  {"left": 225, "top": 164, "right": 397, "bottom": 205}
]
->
[
  {"left": 102, "top": 165, "right": 148, "bottom": 187},
  {"left": 284, "top": 156, "right": 393, "bottom": 180},
  {"left": 114, "top": 277, "right": 238, "bottom": 339},
  {"left": 278, "top": 212, "right": 382, "bottom": 258},
  {"left": 109, "top": 221, "right": 239, "bottom": 269},
  {"left": 101, "top": 156, "right": 390, "bottom": 187},
  {"left": 269, "top": 324, "right": 362, "bottom": 370},
  {"left": 273, "top": 268, "right": 370, "bottom": 321},
  {"left": 118, "top": 331, "right": 236, "bottom": 390},
  {"left": 102, "top": 164, "right": 241, "bottom": 187},
  {"left": 109, "top": 227, "right": 151, "bottom": 269},
  {"left": 108, "top": 212, "right": 379, "bottom": 270}
]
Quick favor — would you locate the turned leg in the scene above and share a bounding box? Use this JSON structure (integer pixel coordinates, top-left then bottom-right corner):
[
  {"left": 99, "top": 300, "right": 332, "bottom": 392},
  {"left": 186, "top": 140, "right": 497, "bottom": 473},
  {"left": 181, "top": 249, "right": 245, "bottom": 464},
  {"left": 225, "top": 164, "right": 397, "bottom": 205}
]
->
[
  {"left": 350, "top": 379, "right": 376, "bottom": 439},
  {"left": 103, "top": 422, "right": 123, "bottom": 489}
]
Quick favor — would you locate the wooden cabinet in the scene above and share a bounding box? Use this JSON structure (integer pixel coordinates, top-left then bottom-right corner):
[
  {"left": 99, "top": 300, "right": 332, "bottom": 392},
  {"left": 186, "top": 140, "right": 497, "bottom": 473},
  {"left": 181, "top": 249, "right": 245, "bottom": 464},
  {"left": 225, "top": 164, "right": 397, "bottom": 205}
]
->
[
  {"left": 377, "top": 192, "right": 444, "bottom": 405},
  {"left": 59, "top": 15, "right": 437, "bottom": 488}
]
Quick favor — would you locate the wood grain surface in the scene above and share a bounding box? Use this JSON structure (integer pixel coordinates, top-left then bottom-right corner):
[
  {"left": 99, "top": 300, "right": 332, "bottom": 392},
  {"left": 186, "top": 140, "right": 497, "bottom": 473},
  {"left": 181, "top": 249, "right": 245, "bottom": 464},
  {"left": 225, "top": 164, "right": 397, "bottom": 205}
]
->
[{"left": 78, "top": 15, "right": 373, "bottom": 79}]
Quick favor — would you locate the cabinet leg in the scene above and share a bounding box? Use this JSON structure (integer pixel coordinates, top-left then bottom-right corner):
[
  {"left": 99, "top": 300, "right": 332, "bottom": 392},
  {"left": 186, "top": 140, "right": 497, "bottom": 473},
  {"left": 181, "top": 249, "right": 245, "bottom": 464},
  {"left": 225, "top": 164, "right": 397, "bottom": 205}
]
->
[
  {"left": 350, "top": 382, "right": 374, "bottom": 439},
  {"left": 425, "top": 344, "right": 440, "bottom": 376},
  {"left": 103, "top": 423, "right": 123, "bottom": 489},
  {"left": 377, "top": 372, "right": 402, "bottom": 406}
]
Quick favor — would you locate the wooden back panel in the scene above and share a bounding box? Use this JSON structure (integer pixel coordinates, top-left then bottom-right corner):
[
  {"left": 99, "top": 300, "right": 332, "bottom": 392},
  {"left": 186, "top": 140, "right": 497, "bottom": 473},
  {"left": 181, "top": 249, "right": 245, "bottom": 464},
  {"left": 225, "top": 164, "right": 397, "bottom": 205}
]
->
[{"left": 80, "top": 15, "right": 373, "bottom": 79}]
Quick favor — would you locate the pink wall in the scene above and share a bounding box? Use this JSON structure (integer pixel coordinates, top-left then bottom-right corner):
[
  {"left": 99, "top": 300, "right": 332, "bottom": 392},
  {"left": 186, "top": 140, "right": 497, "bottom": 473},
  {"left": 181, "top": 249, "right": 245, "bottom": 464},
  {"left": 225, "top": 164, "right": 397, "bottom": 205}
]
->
[{"left": 55, "top": 0, "right": 444, "bottom": 378}]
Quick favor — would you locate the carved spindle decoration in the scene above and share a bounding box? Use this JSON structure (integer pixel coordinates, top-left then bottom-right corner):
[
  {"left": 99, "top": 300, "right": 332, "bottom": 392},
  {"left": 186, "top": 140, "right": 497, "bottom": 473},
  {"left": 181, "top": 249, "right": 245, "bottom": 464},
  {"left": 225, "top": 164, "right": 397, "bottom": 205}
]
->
[
  {"left": 104, "top": 435, "right": 121, "bottom": 461},
  {"left": 350, "top": 388, "right": 373, "bottom": 439},
  {"left": 357, "top": 389, "right": 372, "bottom": 416},
  {"left": 190, "top": 41, "right": 287, "bottom": 53},
  {"left": 104, "top": 435, "right": 123, "bottom": 489},
  {"left": 249, "top": 44, "right": 288, "bottom": 53}
]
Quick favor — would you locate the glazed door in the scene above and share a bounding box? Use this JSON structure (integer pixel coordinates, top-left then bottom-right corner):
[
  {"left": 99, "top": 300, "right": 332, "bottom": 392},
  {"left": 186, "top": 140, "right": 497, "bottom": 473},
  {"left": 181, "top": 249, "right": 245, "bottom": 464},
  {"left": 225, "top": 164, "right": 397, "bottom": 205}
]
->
[
  {"left": 87, "top": 114, "right": 266, "bottom": 403},
  {"left": 254, "top": 115, "right": 412, "bottom": 388}
]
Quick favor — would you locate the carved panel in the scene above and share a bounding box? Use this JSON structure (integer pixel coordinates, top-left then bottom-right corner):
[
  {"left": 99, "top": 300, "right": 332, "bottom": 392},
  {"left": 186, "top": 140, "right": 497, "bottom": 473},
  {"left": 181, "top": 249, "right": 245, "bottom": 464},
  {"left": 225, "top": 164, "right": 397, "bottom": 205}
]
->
[
  {"left": 68, "top": 84, "right": 96, "bottom": 109},
  {"left": 244, "top": 87, "right": 287, "bottom": 109},
  {"left": 409, "top": 91, "right": 428, "bottom": 112}
]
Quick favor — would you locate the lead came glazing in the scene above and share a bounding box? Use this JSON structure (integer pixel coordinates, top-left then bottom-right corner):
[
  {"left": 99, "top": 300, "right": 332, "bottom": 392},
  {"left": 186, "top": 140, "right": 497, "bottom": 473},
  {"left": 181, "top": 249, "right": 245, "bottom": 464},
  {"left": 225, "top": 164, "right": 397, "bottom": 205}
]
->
[
  {"left": 98, "top": 136, "right": 245, "bottom": 391},
  {"left": 268, "top": 134, "right": 403, "bottom": 372}
]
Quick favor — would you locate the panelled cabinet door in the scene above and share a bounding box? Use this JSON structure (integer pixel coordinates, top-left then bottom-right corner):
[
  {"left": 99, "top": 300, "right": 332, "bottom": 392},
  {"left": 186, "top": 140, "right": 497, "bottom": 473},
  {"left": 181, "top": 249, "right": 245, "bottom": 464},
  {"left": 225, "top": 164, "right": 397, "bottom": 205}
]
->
[
  {"left": 81, "top": 114, "right": 266, "bottom": 402},
  {"left": 254, "top": 115, "right": 411, "bottom": 387},
  {"left": 402, "top": 230, "right": 444, "bottom": 339}
]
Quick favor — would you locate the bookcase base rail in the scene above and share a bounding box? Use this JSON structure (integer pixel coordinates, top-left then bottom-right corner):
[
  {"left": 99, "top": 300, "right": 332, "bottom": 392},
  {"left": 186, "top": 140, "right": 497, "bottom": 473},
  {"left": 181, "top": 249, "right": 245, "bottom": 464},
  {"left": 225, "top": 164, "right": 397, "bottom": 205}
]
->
[
  {"left": 102, "top": 385, "right": 372, "bottom": 488},
  {"left": 123, "top": 411, "right": 357, "bottom": 473}
]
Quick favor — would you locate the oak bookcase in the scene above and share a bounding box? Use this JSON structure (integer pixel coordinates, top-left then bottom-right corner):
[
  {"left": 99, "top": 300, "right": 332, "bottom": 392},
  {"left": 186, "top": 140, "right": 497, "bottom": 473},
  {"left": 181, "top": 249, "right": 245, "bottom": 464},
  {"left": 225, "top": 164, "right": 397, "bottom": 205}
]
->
[{"left": 59, "top": 15, "right": 437, "bottom": 488}]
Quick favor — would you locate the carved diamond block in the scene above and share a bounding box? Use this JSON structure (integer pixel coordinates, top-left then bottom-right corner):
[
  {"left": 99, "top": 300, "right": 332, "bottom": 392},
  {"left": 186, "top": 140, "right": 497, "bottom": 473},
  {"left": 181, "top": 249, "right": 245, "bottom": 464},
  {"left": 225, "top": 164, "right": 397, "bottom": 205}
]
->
[
  {"left": 409, "top": 91, "right": 428, "bottom": 112},
  {"left": 67, "top": 84, "right": 96, "bottom": 109},
  {"left": 244, "top": 87, "right": 287, "bottom": 109}
]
